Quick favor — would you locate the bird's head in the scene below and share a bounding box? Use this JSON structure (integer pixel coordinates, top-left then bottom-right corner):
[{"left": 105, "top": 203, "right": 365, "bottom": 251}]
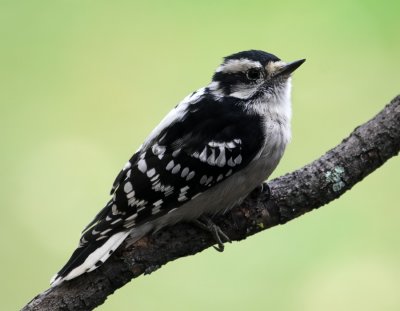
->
[{"left": 210, "top": 50, "right": 305, "bottom": 101}]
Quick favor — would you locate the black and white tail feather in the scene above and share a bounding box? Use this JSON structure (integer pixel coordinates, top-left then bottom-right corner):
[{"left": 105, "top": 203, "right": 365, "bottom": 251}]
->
[{"left": 50, "top": 50, "right": 304, "bottom": 286}]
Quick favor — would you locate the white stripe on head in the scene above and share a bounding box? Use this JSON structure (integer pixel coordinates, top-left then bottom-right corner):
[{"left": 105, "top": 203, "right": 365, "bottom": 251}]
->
[{"left": 216, "top": 59, "right": 262, "bottom": 74}]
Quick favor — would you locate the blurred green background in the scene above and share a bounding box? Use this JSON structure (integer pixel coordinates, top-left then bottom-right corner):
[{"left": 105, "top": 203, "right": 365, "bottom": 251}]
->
[{"left": 1, "top": 0, "right": 399, "bottom": 310}]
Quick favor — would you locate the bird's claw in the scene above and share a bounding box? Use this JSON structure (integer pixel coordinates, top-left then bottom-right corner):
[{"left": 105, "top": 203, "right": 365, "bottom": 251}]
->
[
  {"left": 251, "top": 182, "right": 271, "bottom": 201},
  {"left": 193, "top": 216, "right": 231, "bottom": 252}
]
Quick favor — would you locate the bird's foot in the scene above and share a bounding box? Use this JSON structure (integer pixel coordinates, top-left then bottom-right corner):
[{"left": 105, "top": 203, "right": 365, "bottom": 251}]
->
[
  {"left": 193, "top": 216, "right": 231, "bottom": 252},
  {"left": 251, "top": 182, "right": 271, "bottom": 201}
]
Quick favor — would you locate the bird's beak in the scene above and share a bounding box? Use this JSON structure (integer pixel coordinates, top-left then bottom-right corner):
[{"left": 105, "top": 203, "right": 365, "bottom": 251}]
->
[{"left": 274, "top": 59, "right": 306, "bottom": 77}]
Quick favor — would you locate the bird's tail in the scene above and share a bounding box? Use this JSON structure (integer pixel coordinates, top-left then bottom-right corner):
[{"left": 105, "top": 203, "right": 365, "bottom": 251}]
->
[{"left": 50, "top": 230, "right": 130, "bottom": 287}]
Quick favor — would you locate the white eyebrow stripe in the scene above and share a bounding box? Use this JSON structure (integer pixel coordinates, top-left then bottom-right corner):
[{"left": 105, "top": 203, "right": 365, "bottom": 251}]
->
[{"left": 216, "top": 59, "right": 262, "bottom": 73}]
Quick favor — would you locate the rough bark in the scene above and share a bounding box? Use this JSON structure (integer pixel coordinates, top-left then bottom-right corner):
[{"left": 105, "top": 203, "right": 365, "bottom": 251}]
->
[{"left": 22, "top": 95, "right": 400, "bottom": 311}]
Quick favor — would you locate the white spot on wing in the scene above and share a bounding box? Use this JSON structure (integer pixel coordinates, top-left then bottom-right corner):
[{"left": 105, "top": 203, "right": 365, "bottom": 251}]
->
[
  {"left": 126, "top": 191, "right": 135, "bottom": 199},
  {"left": 181, "top": 167, "right": 189, "bottom": 178},
  {"left": 200, "top": 175, "right": 207, "bottom": 185},
  {"left": 227, "top": 157, "right": 235, "bottom": 167},
  {"left": 166, "top": 160, "right": 174, "bottom": 171},
  {"left": 138, "top": 159, "right": 147, "bottom": 173},
  {"left": 215, "top": 147, "right": 226, "bottom": 167},
  {"left": 180, "top": 186, "right": 190, "bottom": 192},
  {"left": 101, "top": 229, "right": 112, "bottom": 235},
  {"left": 123, "top": 222, "right": 135, "bottom": 229},
  {"left": 171, "top": 164, "right": 181, "bottom": 174},
  {"left": 152, "top": 144, "right": 166, "bottom": 159},
  {"left": 226, "top": 141, "right": 236, "bottom": 149},
  {"left": 199, "top": 146, "right": 207, "bottom": 162},
  {"left": 111, "top": 204, "right": 119, "bottom": 215},
  {"left": 178, "top": 195, "right": 188, "bottom": 202},
  {"left": 126, "top": 213, "right": 138, "bottom": 221},
  {"left": 152, "top": 206, "right": 162, "bottom": 214},
  {"left": 147, "top": 168, "right": 156, "bottom": 178},
  {"left": 164, "top": 186, "right": 174, "bottom": 196},
  {"left": 207, "top": 148, "right": 216, "bottom": 165},
  {"left": 128, "top": 198, "right": 148, "bottom": 209},
  {"left": 96, "top": 235, "right": 108, "bottom": 241},
  {"left": 137, "top": 205, "right": 146, "bottom": 212},
  {"left": 192, "top": 151, "right": 199, "bottom": 158},
  {"left": 172, "top": 148, "right": 181, "bottom": 157},
  {"left": 152, "top": 199, "right": 164, "bottom": 214},
  {"left": 111, "top": 218, "right": 122, "bottom": 225},
  {"left": 153, "top": 199, "right": 163, "bottom": 206},
  {"left": 124, "top": 182, "right": 133, "bottom": 193},
  {"left": 150, "top": 174, "right": 159, "bottom": 182},
  {"left": 186, "top": 171, "right": 195, "bottom": 181},
  {"left": 234, "top": 154, "right": 242, "bottom": 165}
]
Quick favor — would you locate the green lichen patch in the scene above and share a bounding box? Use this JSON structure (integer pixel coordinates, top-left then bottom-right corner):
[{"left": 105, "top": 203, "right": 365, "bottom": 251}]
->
[
  {"left": 257, "top": 222, "right": 265, "bottom": 230},
  {"left": 325, "top": 166, "right": 346, "bottom": 192}
]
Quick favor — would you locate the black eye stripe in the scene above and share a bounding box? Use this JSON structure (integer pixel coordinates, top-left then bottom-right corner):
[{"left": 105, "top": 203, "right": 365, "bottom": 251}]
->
[
  {"left": 213, "top": 71, "right": 248, "bottom": 84},
  {"left": 212, "top": 68, "right": 262, "bottom": 95}
]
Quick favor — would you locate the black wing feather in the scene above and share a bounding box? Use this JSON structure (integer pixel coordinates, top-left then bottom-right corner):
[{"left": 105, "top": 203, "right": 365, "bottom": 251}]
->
[
  {"left": 55, "top": 95, "right": 265, "bottom": 282},
  {"left": 106, "top": 95, "right": 265, "bottom": 226}
]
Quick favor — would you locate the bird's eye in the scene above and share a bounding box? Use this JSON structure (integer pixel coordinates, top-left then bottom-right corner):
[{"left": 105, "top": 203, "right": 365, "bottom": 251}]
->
[{"left": 246, "top": 68, "right": 262, "bottom": 80}]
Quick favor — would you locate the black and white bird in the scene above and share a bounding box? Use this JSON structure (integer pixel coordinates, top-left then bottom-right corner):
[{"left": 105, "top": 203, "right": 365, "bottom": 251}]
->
[{"left": 50, "top": 50, "right": 305, "bottom": 286}]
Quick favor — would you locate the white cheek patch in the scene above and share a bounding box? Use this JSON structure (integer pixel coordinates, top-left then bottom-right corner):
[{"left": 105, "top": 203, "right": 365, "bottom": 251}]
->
[{"left": 229, "top": 84, "right": 259, "bottom": 99}]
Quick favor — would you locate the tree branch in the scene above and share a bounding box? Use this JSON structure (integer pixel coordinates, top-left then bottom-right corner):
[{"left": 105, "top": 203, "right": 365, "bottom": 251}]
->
[{"left": 22, "top": 95, "right": 400, "bottom": 311}]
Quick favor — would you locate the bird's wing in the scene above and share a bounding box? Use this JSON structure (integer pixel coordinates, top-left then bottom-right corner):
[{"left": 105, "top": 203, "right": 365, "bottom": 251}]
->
[
  {"left": 105, "top": 93, "right": 266, "bottom": 229},
  {"left": 108, "top": 88, "right": 208, "bottom": 197},
  {"left": 51, "top": 92, "right": 265, "bottom": 286}
]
